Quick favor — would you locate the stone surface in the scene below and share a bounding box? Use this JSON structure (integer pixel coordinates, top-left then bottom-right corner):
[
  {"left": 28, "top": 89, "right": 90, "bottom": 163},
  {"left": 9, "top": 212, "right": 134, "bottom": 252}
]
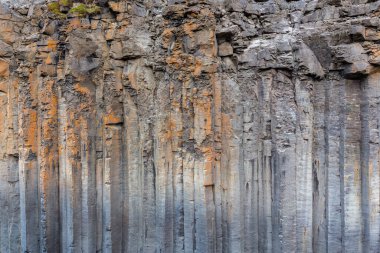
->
[
  {"left": 218, "top": 42, "right": 233, "bottom": 56},
  {"left": 0, "top": 0, "right": 380, "bottom": 253}
]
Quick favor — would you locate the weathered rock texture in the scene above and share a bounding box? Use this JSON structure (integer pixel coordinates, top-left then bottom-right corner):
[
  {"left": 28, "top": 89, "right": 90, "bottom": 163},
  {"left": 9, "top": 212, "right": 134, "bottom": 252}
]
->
[{"left": 0, "top": 0, "right": 380, "bottom": 252}]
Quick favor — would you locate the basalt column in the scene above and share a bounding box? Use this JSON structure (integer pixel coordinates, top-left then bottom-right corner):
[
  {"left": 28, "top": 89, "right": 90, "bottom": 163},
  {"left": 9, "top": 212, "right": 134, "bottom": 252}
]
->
[{"left": 0, "top": 1, "right": 379, "bottom": 253}]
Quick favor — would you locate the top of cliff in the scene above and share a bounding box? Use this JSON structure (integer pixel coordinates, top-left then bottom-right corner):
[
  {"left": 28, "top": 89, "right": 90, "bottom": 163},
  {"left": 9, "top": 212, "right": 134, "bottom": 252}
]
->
[{"left": 0, "top": 0, "right": 44, "bottom": 8}]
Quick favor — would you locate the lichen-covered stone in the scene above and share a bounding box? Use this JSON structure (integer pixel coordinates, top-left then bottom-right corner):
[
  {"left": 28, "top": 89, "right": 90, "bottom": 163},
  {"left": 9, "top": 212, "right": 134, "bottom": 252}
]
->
[{"left": 0, "top": 0, "right": 380, "bottom": 253}]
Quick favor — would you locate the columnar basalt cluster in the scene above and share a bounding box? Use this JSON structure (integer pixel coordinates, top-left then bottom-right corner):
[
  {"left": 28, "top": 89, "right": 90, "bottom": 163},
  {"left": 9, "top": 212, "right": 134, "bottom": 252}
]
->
[{"left": 0, "top": 0, "right": 380, "bottom": 252}]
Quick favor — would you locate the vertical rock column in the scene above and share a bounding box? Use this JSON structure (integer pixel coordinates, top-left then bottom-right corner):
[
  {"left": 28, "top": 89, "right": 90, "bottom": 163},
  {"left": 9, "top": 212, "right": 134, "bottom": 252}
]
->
[
  {"left": 37, "top": 38, "right": 60, "bottom": 253},
  {"left": 18, "top": 63, "right": 40, "bottom": 253},
  {"left": 342, "top": 79, "right": 362, "bottom": 252},
  {"left": 58, "top": 25, "right": 99, "bottom": 253},
  {"left": 362, "top": 72, "right": 380, "bottom": 252},
  {"left": 0, "top": 36, "right": 20, "bottom": 252},
  {"left": 159, "top": 3, "right": 220, "bottom": 252}
]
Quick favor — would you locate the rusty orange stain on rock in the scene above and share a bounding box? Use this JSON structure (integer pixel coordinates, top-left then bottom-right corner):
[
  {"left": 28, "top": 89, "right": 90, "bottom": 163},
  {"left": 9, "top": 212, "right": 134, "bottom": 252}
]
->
[
  {"left": 105, "top": 23, "right": 119, "bottom": 41},
  {"left": 74, "top": 83, "right": 91, "bottom": 95},
  {"left": 193, "top": 58, "right": 203, "bottom": 76},
  {"left": 194, "top": 98, "right": 212, "bottom": 136},
  {"left": 104, "top": 114, "right": 123, "bottom": 125},
  {"left": 0, "top": 81, "right": 6, "bottom": 93},
  {"left": 161, "top": 28, "right": 174, "bottom": 49},
  {"left": 0, "top": 60, "right": 9, "bottom": 78},
  {"left": 26, "top": 110, "right": 38, "bottom": 152},
  {"left": 166, "top": 53, "right": 207, "bottom": 77},
  {"left": 183, "top": 22, "right": 199, "bottom": 36},
  {"left": 67, "top": 18, "right": 81, "bottom": 32},
  {"left": 45, "top": 54, "right": 53, "bottom": 65},
  {"left": 164, "top": 118, "right": 175, "bottom": 140},
  {"left": 47, "top": 39, "right": 58, "bottom": 52}
]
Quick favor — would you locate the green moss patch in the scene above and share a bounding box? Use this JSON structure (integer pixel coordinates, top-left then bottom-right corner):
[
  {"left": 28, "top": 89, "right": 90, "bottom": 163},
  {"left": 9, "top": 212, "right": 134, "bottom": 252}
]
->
[
  {"left": 69, "top": 3, "right": 101, "bottom": 16},
  {"left": 48, "top": 1, "right": 101, "bottom": 18},
  {"left": 47, "top": 2, "right": 67, "bottom": 19},
  {"left": 58, "top": 0, "right": 72, "bottom": 7}
]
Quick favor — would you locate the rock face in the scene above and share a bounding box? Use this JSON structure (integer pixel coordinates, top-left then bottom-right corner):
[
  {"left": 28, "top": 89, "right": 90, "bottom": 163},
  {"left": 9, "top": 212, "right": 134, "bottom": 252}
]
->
[{"left": 0, "top": 0, "right": 380, "bottom": 252}]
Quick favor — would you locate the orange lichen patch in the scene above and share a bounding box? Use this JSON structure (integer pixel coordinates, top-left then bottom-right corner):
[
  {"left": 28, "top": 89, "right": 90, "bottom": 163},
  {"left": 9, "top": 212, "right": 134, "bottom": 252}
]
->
[
  {"left": 0, "top": 60, "right": 9, "bottom": 78},
  {"left": 74, "top": 83, "right": 91, "bottom": 95},
  {"left": 211, "top": 75, "right": 222, "bottom": 146},
  {"left": 183, "top": 22, "right": 199, "bottom": 36},
  {"left": 67, "top": 18, "right": 81, "bottom": 32},
  {"left": 200, "top": 8, "right": 214, "bottom": 18},
  {"left": 40, "top": 80, "right": 54, "bottom": 102},
  {"left": 42, "top": 120, "right": 53, "bottom": 140},
  {"left": 171, "top": 100, "right": 181, "bottom": 109},
  {"left": 369, "top": 47, "right": 380, "bottom": 57},
  {"left": 66, "top": 133, "right": 80, "bottom": 157},
  {"left": 161, "top": 28, "right": 175, "bottom": 49},
  {"left": 119, "top": 19, "right": 129, "bottom": 27},
  {"left": 204, "top": 104, "right": 212, "bottom": 136},
  {"left": 11, "top": 78, "right": 18, "bottom": 91},
  {"left": 26, "top": 110, "right": 38, "bottom": 152},
  {"left": 66, "top": 114, "right": 80, "bottom": 156},
  {"left": 29, "top": 72, "right": 38, "bottom": 103},
  {"left": 166, "top": 54, "right": 186, "bottom": 69},
  {"left": 108, "top": 1, "right": 119, "bottom": 11},
  {"left": 72, "top": 114, "right": 82, "bottom": 129},
  {"left": 105, "top": 23, "right": 118, "bottom": 41},
  {"left": 47, "top": 39, "right": 58, "bottom": 52},
  {"left": 170, "top": 54, "right": 217, "bottom": 76},
  {"left": 45, "top": 54, "right": 53, "bottom": 65},
  {"left": 41, "top": 64, "right": 56, "bottom": 77},
  {"left": 104, "top": 114, "right": 123, "bottom": 125},
  {"left": 117, "top": 24, "right": 130, "bottom": 35},
  {"left": 0, "top": 21, "right": 13, "bottom": 33},
  {"left": 164, "top": 118, "right": 175, "bottom": 140},
  {"left": 0, "top": 81, "right": 6, "bottom": 93},
  {"left": 40, "top": 168, "right": 49, "bottom": 182},
  {"left": 193, "top": 58, "right": 203, "bottom": 76},
  {"left": 194, "top": 98, "right": 212, "bottom": 136},
  {"left": 91, "top": 19, "right": 100, "bottom": 30},
  {"left": 48, "top": 82, "right": 58, "bottom": 118},
  {"left": 108, "top": 1, "right": 129, "bottom": 13},
  {"left": 166, "top": 53, "right": 207, "bottom": 76}
]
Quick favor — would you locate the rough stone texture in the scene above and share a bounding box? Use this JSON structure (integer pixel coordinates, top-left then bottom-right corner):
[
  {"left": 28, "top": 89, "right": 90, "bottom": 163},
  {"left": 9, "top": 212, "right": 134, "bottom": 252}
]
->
[{"left": 0, "top": 0, "right": 380, "bottom": 252}]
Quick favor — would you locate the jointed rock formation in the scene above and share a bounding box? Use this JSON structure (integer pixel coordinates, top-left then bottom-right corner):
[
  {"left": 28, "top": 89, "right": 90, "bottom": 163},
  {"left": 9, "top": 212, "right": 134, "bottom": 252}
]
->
[{"left": 0, "top": 0, "right": 380, "bottom": 252}]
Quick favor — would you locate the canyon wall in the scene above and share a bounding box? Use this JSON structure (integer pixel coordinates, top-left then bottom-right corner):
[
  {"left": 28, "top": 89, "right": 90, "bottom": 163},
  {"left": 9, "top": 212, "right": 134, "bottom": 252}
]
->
[{"left": 0, "top": 0, "right": 380, "bottom": 252}]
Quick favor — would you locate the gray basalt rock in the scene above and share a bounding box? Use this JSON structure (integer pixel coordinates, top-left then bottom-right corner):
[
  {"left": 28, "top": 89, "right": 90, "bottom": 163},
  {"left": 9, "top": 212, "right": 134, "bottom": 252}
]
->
[{"left": 0, "top": 0, "right": 380, "bottom": 253}]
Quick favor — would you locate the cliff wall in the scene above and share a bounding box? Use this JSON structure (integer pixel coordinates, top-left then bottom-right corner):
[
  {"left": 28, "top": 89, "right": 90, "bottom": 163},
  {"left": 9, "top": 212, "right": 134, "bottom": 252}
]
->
[{"left": 0, "top": 0, "right": 380, "bottom": 252}]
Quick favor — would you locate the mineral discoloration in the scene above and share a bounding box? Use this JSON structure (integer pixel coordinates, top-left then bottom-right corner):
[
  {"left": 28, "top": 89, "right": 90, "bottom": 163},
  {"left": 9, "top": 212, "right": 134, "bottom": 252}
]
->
[{"left": 0, "top": 0, "right": 380, "bottom": 252}]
